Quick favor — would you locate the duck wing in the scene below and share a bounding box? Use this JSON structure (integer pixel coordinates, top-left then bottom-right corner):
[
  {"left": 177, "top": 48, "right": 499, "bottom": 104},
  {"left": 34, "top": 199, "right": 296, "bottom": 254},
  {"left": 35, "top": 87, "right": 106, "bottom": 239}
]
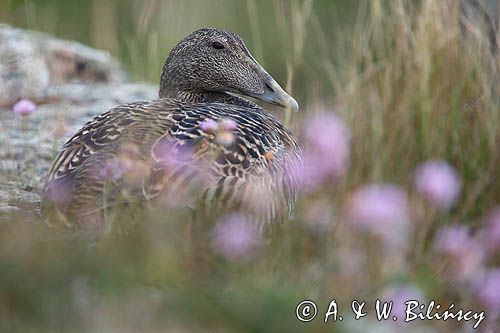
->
[{"left": 43, "top": 99, "right": 302, "bottom": 224}]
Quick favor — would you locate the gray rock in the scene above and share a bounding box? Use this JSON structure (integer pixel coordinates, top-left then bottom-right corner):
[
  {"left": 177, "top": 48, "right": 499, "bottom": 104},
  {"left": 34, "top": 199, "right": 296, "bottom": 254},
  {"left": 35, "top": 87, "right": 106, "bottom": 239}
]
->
[
  {"left": 0, "top": 24, "right": 128, "bottom": 107},
  {"left": 0, "top": 25, "right": 157, "bottom": 215}
]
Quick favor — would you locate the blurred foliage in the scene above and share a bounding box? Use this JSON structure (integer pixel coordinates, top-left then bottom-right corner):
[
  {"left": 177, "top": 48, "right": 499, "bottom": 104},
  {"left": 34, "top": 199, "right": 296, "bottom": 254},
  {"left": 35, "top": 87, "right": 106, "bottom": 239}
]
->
[
  {"left": 0, "top": 0, "right": 358, "bottom": 104},
  {"left": 1, "top": 0, "right": 499, "bottom": 332}
]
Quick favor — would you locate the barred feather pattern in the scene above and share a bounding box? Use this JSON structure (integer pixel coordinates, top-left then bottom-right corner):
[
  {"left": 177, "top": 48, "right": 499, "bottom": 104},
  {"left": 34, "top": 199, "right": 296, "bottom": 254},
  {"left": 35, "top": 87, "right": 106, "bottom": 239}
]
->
[
  {"left": 44, "top": 28, "right": 303, "bottom": 230},
  {"left": 43, "top": 98, "right": 302, "bottom": 227}
]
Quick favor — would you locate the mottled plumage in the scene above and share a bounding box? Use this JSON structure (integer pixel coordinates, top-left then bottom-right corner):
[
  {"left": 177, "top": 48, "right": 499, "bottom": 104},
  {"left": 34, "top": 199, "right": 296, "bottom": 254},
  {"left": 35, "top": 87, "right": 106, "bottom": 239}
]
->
[{"left": 43, "top": 28, "right": 302, "bottom": 230}]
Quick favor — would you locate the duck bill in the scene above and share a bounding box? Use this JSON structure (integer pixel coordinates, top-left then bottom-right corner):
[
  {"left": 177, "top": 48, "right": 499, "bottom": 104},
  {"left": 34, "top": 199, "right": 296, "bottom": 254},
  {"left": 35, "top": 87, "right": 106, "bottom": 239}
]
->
[
  {"left": 255, "top": 78, "right": 299, "bottom": 112},
  {"left": 246, "top": 61, "right": 299, "bottom": 112}
]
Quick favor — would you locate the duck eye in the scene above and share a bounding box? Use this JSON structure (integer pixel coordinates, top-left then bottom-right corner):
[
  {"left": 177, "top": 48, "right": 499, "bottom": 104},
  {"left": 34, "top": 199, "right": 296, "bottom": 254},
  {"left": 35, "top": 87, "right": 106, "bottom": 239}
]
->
[{"left": 212, "top": 41, "right": 225, "bottom": 50}]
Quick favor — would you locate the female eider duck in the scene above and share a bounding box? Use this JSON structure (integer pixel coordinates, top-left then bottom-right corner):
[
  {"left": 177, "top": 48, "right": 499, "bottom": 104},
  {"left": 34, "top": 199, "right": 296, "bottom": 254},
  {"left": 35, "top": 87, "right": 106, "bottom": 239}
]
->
[{"left": 43, "top": 28, "right": 302, "bottom": 230}]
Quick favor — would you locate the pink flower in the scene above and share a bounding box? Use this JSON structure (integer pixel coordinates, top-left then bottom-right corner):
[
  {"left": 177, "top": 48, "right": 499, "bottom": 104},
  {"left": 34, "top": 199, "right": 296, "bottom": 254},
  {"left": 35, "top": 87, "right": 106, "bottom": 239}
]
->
[
  {"left": 216, "top": 131, "right": 235, "bottom": 146},
  {"left": 480, "top": 208, "right": 500, "bottom": 255},
  {"left": 301, "top": 112, "right": 350, "bottom": 190},
  {"left": 434, "top": 225, "right": 470, "bottom": 253},
  {"left": 199, "top": 118, "right": 237, "bottom": 146},
  {"left": 347, "top": 184, "right": 409, "bottom": 248},
  {"left": 150, "top": 135, "right": 216, "bottom": 199},
  {"left": 151, "top": 136, "right": 193, "bottom": 168},
  {"left": 476, "top": 269, "right": 500, "bottom": 313},
  {"left": 99, "top": 158, "right": 126, "bottom": 181},
  {"left": 212, "top": 214, "right": 261, "bottom": 261},
  {"left": 200, "top": 119, "right": 219, "bottom": 133},
  {"left": 380, "top": 285, "right": 425, "bottom": 321},
  {"left": 96, "top": 144, "right": 150, "bottom": 186},
  {"left": 12, "top": 99, "right": 37, "bottom": 116},
  {"left": 43, "top": 179, "right": 73, "bottom": 209},
  {"left": 414, "top": 160, "right": 461, "bottom": 211},
  {"left": 433, "top": 225, "right": 485, "bottom": 282},
  {"left": 476, "top": 268, "right": 500, "bottom": 314},
  {"left": 220, "top": 118, "right": 237, "bottom": 131}
]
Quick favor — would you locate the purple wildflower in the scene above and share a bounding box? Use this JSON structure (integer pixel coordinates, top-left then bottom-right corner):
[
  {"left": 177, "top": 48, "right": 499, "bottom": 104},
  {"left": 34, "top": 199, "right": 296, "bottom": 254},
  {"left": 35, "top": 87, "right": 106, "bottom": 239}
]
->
[
  {"left": 216, "top": 131, "right": 235, "bottom": 146},
  {"left": 301, "top": 113, "right": 350, "bottom": 190},
  {"left": 97, "top": 144, "right": 150, "bottom": 184},
  {"left": 433, "top": 225, "right": 485, "bottom": 282},
  {"left": 380, "top": 285, "right": 426, "bottom": 321},
  {"left": 151, "top": 136, "right": 193, "bottom": 168},
  {"left": 347, "top": 184, "right": 409, "bottom": 248},
  {"left": 200, "top": 119, "right": 219, "bottom": 133},
  {"left": 44, "top": 179, "right": 73, "bottom": 209},
  {"left": 99, "top": 158, "right": 126, "bottom": 181},
  {"left": 480, "top": 208, "right": 500, "bottom": 255},
  {"left": 414, "top": 160, "right": 461, "bottom": 211},
  {"left": 476, "top": 269, "right": 500, "bottom": 313},
  {"left": 212, "top": 214, "right": 261, "bottom": 261},
  {"left": 220, "top": 118, "right": 237, "bottom": 131},
  {"left": 12, "top": 99, "right": 37, "bottom": 116},
  {"left": 199, "top": 118, "right": 237, "bottom": 146},
  {"left": 215, "top": 119, "right": 237, "bottom": 146}
]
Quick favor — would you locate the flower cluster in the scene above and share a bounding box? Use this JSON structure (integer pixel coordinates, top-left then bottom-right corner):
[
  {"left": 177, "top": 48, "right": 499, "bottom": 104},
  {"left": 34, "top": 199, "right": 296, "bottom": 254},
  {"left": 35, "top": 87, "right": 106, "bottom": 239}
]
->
[
  {"left": 347, "top": 183, "right": 409, "bottom": 249},
  {"left": 12, "top": 98, "right": 37, "bottom": 116},
  {"left": 433, "top": 225, "right": 485, "bottom": 282},
  {"left": 300, "top": 112, "right": 351, "bottom": 191},
  {"left": 200, "top": 118, "right": 238, "bottom": 146},
  {"left": 211, "top": 213, "right": 261, "bottom": 262},
  {"left": 414, "top": 160, "right": 461, "bottom": 211}
]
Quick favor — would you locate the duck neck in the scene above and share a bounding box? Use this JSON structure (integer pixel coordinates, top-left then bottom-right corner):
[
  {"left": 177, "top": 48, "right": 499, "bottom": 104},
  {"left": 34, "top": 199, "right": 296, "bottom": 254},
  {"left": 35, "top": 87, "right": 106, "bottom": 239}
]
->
[{"left": 159, "top": 86, "right": 259, "bottom": 109}]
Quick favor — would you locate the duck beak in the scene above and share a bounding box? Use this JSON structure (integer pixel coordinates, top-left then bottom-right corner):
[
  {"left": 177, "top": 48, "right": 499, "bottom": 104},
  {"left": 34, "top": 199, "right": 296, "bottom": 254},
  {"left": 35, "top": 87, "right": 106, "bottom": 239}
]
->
[
  {"left": 256, "top": 77, "right": 299, "bottom": 112},
  {"left": 247, "top": 60, "right": 299, "bottom": 112}
]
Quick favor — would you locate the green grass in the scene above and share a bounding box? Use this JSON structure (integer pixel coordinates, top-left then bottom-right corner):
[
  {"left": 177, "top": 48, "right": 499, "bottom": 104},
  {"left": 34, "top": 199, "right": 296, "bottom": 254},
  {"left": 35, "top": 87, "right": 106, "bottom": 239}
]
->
[{"left": 1, "top": 0, "right": 499, "bottom": 332}]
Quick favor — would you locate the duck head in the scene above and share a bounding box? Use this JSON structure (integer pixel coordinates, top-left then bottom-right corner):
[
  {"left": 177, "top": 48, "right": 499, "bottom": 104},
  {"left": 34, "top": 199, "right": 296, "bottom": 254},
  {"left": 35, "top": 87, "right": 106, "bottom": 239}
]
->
[{"left": 159, "top": 28, "right": 299, "bottom": 111}]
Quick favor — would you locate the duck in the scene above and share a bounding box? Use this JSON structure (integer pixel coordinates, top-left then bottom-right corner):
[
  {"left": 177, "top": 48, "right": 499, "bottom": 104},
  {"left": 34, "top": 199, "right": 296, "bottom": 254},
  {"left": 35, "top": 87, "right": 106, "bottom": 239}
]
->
[{"left": 43, "top": 28, "right": 302, "bottom": 231}]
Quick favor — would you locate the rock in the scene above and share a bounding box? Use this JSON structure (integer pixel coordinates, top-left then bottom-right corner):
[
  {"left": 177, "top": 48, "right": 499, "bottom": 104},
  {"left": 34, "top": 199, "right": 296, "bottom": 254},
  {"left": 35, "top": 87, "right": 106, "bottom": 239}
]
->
[
  {"left": 0, "top": 24, "right": 127, "bottom": 107},
  {"left": 0, "top": 25, "right": 157, "bottom": 215}
]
